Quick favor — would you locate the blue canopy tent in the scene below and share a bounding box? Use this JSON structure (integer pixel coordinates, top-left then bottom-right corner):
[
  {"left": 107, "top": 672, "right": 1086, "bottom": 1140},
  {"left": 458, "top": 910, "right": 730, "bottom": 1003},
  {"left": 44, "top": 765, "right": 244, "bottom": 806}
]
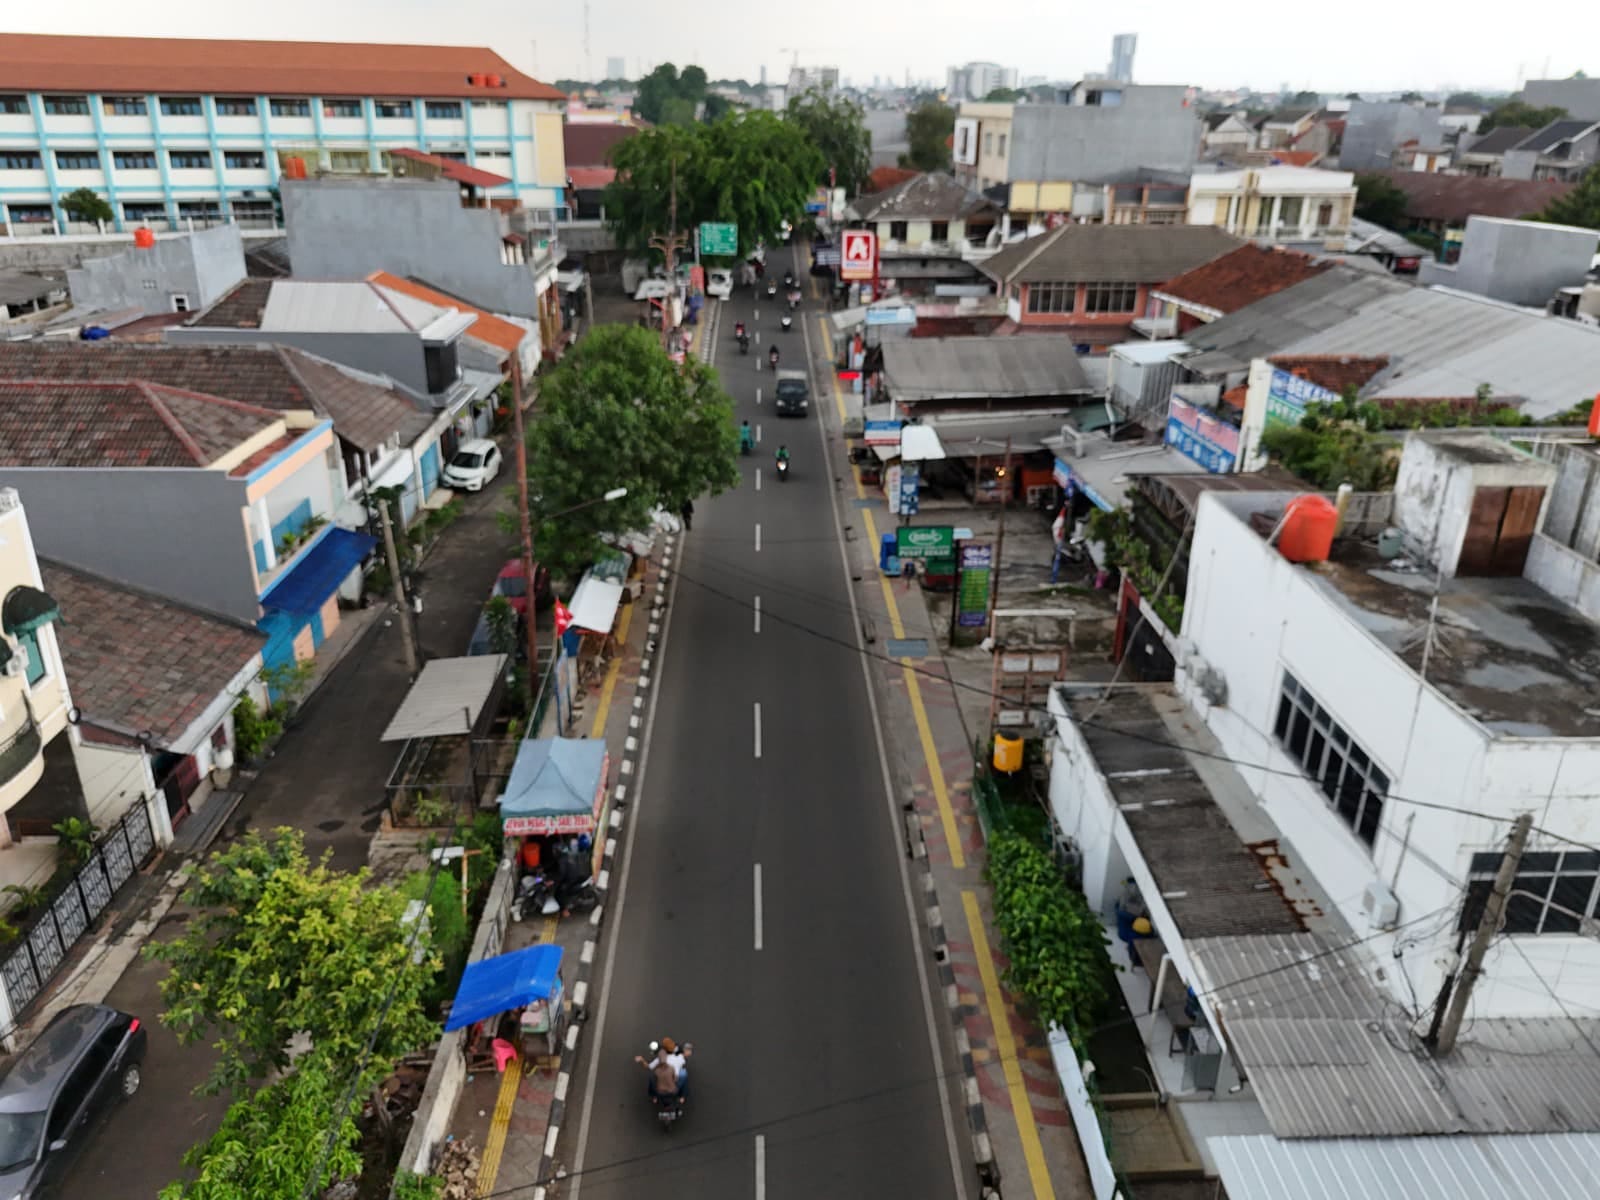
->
[
  {"left": 444, "top": 943, "right": 564, "bottom": 1032},
  {"left": 500, "top": 737, "right": 609, "bottom": 837}
]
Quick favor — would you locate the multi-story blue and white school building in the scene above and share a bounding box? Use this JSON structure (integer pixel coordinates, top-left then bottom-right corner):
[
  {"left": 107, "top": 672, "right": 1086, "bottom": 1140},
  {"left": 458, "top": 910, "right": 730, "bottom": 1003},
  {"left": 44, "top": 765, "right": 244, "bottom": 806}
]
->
[{"left": 0, "top": 33, "right": 570, "bottom": 234}]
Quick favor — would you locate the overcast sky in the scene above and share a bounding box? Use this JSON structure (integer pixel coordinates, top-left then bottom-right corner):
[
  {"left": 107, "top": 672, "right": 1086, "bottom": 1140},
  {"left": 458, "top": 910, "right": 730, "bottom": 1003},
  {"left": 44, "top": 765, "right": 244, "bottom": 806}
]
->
[{"left": 7, "top": 3, "right": 1595, "bottom": 95}]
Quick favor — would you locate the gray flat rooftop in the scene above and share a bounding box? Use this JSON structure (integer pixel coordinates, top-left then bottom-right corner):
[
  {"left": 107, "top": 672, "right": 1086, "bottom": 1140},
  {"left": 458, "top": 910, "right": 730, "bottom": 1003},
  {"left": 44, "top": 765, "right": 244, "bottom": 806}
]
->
[
  {"left": 1302, "top": 539, "right": 1600, "bottom": 738},
  {"left": 1065, "top": 687, "right": 1306, "bottom": 939}
]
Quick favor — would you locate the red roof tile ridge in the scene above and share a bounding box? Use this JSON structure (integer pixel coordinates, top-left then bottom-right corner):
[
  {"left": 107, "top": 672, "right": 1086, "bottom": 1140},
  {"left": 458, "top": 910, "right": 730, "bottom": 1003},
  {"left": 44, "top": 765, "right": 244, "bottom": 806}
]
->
[
  {"left": 140, "top": 381, "right": 286, "bottom": 421},
  {"left": 134, "top": 381, "right": 212, "bottom": 466}
]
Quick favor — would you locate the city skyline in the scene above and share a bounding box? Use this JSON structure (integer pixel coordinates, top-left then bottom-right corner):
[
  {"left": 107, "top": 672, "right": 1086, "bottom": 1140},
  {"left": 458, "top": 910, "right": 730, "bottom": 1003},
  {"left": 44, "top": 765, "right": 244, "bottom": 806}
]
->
[{"left": 1, "top": 3, "right": 1590, "bottom": 96}]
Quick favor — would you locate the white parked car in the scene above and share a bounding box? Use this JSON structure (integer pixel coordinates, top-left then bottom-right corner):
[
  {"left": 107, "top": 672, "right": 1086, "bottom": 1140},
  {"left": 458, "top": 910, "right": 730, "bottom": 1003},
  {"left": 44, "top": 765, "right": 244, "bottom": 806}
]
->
[
  {"left": 440, "top": 439, "right": 503, "bottom": 492},
  {"left": 706, "top": 268, "right": 733, "bottom": 300}
]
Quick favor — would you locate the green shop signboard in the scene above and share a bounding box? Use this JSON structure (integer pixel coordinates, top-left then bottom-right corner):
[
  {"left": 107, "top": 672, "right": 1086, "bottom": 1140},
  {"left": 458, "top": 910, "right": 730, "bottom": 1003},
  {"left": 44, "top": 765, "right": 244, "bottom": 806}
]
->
[{"left": 897, "top": 525, "right": 955, "bottom": 570}]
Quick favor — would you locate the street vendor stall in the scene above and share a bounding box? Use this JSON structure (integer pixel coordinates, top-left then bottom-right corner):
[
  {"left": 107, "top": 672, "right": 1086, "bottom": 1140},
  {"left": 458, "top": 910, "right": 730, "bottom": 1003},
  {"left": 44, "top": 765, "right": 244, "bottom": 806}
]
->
[
  {"left": 445, "top": 943, "right": 566, "bottom": 1070},
  {"left": 500, "top": 737, "right": 611, "bottom": 876}
]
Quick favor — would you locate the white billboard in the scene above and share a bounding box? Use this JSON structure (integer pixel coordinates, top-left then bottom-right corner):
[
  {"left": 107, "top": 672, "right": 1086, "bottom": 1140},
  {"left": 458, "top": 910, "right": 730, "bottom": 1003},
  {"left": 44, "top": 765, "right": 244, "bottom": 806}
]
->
[{"left": 953, "top": 117, "right": 979, "bottom": 166}]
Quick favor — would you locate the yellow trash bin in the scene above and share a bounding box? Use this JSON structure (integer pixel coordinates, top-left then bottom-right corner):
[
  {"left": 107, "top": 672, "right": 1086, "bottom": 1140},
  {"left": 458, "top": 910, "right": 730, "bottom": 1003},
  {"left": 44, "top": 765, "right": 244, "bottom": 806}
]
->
[{"left": 992, "top": 734, "right": 1024, "bottom": 774}]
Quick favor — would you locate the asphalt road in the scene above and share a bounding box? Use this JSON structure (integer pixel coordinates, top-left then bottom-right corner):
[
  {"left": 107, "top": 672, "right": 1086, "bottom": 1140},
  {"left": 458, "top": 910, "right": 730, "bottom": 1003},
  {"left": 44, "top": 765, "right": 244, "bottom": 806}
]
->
[{"left": 568, "top": 253, "right": 967, "bottom": 1200}]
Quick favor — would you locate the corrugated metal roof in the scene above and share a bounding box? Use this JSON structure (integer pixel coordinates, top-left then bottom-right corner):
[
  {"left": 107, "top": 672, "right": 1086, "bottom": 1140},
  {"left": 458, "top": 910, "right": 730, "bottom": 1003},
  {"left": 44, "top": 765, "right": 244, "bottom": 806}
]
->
[
  {"left": 1212, "top": 1133, "right": 1600, "bottom": 1200},
  {"left": 381, "top": 655, "right": 507, "bottom": 741},
  {"left": 1366, "top": 316, "right": 1600, "bottom": 419},
  {"left": 261, "top": 282, "right": 421, "bottom": 334},
  {"left": 1346, "top": 216, "right": 1430, "bottom": 259},
  {"left": 1181, "top": 266, "right": 1409, "bottom": 376},
  {"left": 1190, "top": 933, "right": 1600, "bottom": 1138},
  {"left": 1515, "top": 119, "right": 1600, "bottom": 154},
  {"left": 1275, "top": 285, "right": 1600, "bottom": 418},
  {"left": 882, "top": 336, "right": 1091, "bottom": 401}
]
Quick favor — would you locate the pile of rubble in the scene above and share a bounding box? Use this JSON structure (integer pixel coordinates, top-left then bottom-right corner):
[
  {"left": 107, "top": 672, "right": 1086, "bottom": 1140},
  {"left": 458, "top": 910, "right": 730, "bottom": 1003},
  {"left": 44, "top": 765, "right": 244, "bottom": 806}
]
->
[{"left": 432, "top": 1139, "right": 483, "bottom": 1199}]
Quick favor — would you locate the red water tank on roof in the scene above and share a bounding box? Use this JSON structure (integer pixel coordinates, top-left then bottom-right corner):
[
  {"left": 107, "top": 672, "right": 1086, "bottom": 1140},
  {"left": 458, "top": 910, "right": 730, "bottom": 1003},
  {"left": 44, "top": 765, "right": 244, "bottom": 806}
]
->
[
  {"left": 469, "top": 73, "right": 487, "bottom": 87},
  {"left": 132, "top": 227, "right": 156, "bottom": 249},
  {"left": 485, "top": 74, "right": 503, "bottom": 88},
  {"left": 1278, "top": 495, "right": 1338, "bottom": 564}
]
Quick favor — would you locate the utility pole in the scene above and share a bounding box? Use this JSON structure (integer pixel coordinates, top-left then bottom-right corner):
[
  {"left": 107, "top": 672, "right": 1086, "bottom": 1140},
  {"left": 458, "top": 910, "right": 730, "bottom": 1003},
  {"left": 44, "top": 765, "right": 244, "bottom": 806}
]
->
[
  {"left": 510, "top": 354, "right": 541, "bottom": 713},
  {"left": 1433, "top": 812, "right": 1532, "bottom": 1055},
  {"left": 648, "top": 155, "right": 688, "bottom": 356},
  {"left": 377, "top": 498, "right": 420, "bottom": 678},
  {"left": 984, "top": 437, "right": 1014, "bottom": 732}
]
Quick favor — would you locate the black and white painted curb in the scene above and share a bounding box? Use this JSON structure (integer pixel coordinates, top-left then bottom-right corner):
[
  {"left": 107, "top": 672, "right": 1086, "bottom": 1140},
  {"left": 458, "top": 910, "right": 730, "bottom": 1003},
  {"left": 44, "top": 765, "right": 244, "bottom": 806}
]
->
[{"left": 529, "top": 526, "right": 677, "bottom": 1200}]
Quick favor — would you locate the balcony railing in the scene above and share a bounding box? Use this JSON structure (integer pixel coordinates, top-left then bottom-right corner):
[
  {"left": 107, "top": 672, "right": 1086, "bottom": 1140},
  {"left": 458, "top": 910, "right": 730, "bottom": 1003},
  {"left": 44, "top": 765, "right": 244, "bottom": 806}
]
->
[{"left": 0, "top": 716, "right": 42, "bottom": 791}]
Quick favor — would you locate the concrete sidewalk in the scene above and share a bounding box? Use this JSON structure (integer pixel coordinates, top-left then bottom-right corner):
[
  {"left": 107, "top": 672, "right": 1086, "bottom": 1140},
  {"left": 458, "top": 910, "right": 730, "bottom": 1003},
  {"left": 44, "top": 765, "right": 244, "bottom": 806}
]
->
[{"left": 811, "top": 307, "right": 1092, "bottom": 1200}]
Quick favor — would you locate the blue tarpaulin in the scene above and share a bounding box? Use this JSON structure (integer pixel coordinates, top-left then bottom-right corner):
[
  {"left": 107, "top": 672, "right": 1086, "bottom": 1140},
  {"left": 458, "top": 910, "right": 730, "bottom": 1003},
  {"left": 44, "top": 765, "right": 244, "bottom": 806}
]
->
[
  {"left": 444, "top": 943, "right": 564, "bottom": 1031},
  {"left": 500, "top": 738, "right": 608, "bottom": 836},
  {"left": 260, "top": 527, "right": 377, "bottom": 614}
]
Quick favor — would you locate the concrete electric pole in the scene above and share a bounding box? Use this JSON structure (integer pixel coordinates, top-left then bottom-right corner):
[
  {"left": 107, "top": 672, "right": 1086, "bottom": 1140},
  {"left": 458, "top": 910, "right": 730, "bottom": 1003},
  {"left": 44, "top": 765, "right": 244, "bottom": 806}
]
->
[
  {"left": 648, "top": 155, "right": 688, "bottom": 356},
  {"left": 1432, "top": 812, "right": 1532, "bottom": 1056}
]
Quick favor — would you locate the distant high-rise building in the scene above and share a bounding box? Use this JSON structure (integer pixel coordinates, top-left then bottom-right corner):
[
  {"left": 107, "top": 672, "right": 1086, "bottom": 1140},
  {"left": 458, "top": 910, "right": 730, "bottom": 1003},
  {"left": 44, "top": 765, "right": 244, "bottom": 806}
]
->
[
  {"left": 946, "top": 61, "right": 1018, "bottom": 101},
  {"left": 1108, "top": 34, "right": 1136, "bottom": 83},
  {"left": 760, "top": 64, "right": 767, "bottom": 86},
  {"left": 605, "top": 56, "right": 626, "bottom": 81},
  {"left": 787, "top": 65, "right": 839, "bottom": 95}
]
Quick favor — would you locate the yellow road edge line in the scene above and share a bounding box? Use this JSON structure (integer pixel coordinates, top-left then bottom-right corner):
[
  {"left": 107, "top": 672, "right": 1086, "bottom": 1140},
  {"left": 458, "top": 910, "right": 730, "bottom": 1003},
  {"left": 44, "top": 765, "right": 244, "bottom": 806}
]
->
[
  {"left": 476, "top": 1053, "right": 521, "bottom": 1196},
  {"left": 587, "top": 599, "right": 634, "bottom": 738},
  {"left": 962, "top": 890, "right": 1057, "bottom": 1200},
  {"left": 906, "top": 664, "right": 965, "bottom": 870},
  {"left": 860, "top": 509, "right": 966, "bottom": 869}
]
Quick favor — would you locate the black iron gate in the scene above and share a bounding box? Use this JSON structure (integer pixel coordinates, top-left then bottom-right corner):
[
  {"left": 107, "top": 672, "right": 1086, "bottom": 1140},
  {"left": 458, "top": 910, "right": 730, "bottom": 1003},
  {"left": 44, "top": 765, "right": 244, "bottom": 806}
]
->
[{"left": 0, "top": 800, "right": 157, "bottom": 1016}]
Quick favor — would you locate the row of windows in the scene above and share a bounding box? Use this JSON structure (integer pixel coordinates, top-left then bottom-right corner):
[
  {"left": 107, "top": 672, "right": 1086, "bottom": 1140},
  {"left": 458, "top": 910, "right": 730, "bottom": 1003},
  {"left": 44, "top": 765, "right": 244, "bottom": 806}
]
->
[
  {"left": 0, "top": 149, "right": 267, "bottom": 171},
  {"left": 1274, "top": 671, "right": 1389, "bottom": 848},
  {"left": 0, "top": 95, "right": 474, "bottom": 120},
  {"left": 1023, "top": 281, "right": 1141, "bottom": 315},
  {"left": 884, "top": 220, "right": 951, "bottom": 243},
  {"left": 5, "top": 199, "right": 271, "bottom": 223}
]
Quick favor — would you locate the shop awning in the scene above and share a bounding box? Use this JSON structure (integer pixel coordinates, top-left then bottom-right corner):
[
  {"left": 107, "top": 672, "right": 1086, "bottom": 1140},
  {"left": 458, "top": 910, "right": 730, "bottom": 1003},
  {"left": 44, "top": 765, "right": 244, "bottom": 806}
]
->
[
  {"left": 444, "top": 943, "right": 564, "bottom": 1031},
  {"left": 500, "top": 737, "right": 609, "bottom": 836},
  {"left": 381, "top": 655, "right": 508, "bottom": 742},
  {"left": 568, "top": 571, "right": 623, "bottom": 634},
  {"left": 901, "top": 424, "right": 946, "bottom": 462},
  {"left": 260, "top": 528, "right": 377, "bottom": 615},
  {"left": 2, "top": 585, "right": 61, "bottom": 635}
]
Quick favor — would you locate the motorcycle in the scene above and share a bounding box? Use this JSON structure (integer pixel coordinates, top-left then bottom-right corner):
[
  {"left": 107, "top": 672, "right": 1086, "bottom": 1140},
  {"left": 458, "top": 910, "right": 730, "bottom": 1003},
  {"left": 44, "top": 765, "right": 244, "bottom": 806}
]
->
[
  {"left": 780, "top": 314, "right": 793, "bottom": 333},
  {"left": 768, "top": 347, "right": 780, "bottom": 370},
  {"left": 555, "top": 875, "right": 599, "bottom": 914},
  {"left": 776, "top": 457, "right": 790, "bottom": 482},
  {"left": 766, "top": 281, "right": 777, "bottom": 299},
  {"left": 787, "top": 290, "right": 801, "bottom": 312},
  {"left": 740, "top": 428, "right": 755, "bottom": 455},
  {"left": 783, "top": 271, "right": 796, "bottom": 288},
  {"left": 510, "top": 871, "right": 554, "bottom": 922},
  {"left": 738, "top": 333, "right": 750, "bottom": 355},
  {"left": 640, "top": 1039, "right": 693, "bottom": 1132}
]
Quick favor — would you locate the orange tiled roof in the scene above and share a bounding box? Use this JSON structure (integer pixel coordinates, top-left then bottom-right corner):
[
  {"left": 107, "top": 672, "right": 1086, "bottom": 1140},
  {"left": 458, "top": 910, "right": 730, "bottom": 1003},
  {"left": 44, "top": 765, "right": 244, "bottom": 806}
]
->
[
  {"left": 867, "top": 166, "right": 919, "bottom": 193},
  {"left": 1269, "top": 354, "right": 1391, "bottom": 396},
  {"left": 1155, "top": 244, "right": 1330, "bottom": 317},
  {"left": 366, "top": 272, "right": 526, "bottom": 355},
  {"left": 0, "top": 33, "right": 566, "bottom": 101}
]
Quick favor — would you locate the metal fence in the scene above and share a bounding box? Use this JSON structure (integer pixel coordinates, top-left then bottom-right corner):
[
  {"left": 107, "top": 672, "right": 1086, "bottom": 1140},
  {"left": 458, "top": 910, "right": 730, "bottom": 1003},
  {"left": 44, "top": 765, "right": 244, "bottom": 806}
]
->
[{"left": 0, "top": 800, "right": 157, "bottom": 1016}]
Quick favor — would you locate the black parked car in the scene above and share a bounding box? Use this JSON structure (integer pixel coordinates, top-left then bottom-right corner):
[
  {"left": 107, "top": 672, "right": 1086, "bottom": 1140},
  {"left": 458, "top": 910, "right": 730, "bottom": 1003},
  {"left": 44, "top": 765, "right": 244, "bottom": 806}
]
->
[{"left": 0, "top": 1005, "right": 146, "bottom": 1198}]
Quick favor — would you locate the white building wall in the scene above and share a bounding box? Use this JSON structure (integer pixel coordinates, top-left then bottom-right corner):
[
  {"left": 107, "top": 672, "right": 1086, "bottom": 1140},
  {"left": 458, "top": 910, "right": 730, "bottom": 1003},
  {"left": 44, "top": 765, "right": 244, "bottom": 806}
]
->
[{"left": 1176, "top": 491, "right": 1600, "bottom": 1019}]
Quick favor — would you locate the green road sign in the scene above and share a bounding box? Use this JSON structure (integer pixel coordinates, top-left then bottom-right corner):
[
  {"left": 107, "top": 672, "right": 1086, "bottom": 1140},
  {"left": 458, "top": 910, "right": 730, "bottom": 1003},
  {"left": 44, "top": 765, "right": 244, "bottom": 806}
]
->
[
  {"left": 897, "top": 525, "right": 954, "bottom": 562},
  {"left": 699, "top": 222, "right": 738, "bottom": 256}
]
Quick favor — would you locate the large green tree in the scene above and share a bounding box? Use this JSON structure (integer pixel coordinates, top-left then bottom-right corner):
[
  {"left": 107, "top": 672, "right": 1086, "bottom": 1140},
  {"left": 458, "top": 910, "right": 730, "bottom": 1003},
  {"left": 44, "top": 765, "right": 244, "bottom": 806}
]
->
[
  {"left": 785, "top": 88, "right": 872, "bottom": 195},
  {"left": 901, "top": 101, "right": 955, "bottom": 171},
  {"left": 1479, "top": 99, "right": 1568, "bottom": 133},
  {"left": 1354, "top": 173, "right": 1410, "bottom": 229},
  {"left": 146, "top": 828, "right": 438, "bottom": 1098},
  {"left": 522, "top": 325, "right": 738, "bottom": 573},
  {"left": 1445, "top": 91, "right": 1488, "bottom": 109},
  {"left": 1540, "top": 165, "right": 1600, "bottom": 229},
  {"left": 605, "top": 112, "right": 824, "bottom": 259}
]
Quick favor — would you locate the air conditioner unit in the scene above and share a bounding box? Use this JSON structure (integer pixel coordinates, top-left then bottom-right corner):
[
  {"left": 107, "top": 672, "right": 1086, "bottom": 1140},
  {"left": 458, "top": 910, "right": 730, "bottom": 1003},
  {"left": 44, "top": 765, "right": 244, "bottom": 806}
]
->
[{"left": 1362, "top": 879, "right": 1400, "bottom": 930}]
